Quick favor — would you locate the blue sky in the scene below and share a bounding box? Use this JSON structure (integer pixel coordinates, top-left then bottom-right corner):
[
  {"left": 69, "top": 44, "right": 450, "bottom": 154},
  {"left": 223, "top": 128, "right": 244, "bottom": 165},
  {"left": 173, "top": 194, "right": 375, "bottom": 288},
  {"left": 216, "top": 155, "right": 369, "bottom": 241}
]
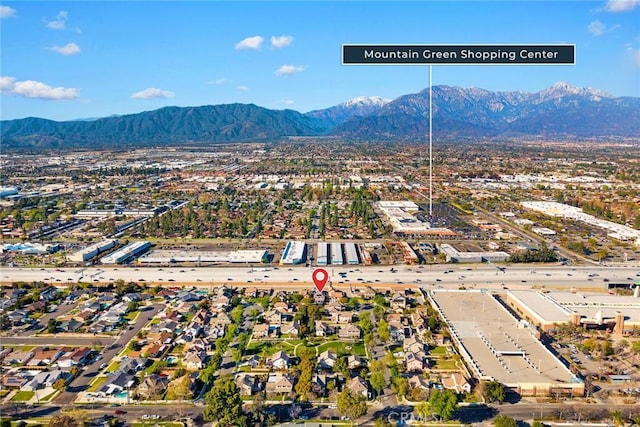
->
[{"left": 1, "top": 1, "right": 639, "bottom": 121}]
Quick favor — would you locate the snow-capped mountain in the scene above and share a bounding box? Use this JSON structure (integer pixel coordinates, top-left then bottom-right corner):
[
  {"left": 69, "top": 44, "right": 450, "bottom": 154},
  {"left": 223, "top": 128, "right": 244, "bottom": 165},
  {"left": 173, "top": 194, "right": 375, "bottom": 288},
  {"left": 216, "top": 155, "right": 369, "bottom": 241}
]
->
[{"left": 304, "top": 96, "right": 391, "bottom": 127}]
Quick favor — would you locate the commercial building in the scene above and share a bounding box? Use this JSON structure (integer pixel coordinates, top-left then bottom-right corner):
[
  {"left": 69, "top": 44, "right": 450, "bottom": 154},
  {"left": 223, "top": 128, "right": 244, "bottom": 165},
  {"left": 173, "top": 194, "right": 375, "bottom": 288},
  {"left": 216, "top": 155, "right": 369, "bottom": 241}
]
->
[
  {"left": 521, "top": 201, "right": 640, "bottom": 243},
  {"left": 317, "top": 243, "right": 329, "bottom": 266},
  {"left": 100, "top": 241, "right": 151, "bottom": 264},
  {"left": 137, "top": 249, "right": 268, "bottom": 264},
  {"left": 506, "top": 289, "right": 640, "bottom": 333},
  {"left": 280, "top": 241, "right": 306, "bottom": 265},
  {"left": 331, "top": 242, "right": 343, "bottom": 265},
  {"left": 138, "top": 249, "right": 269, "bottom": 264},
  {"left": 67, "top": 239, "right": 118, "bottom": 262},
  {"left": 429, "top": 290, "right": 583, "bottom": 397},
  {"left": 344, "top": 243, "right": 360, "bottom": 265},
  {"left": 437, "top": 243, "right": 510, "bottom": 263}
]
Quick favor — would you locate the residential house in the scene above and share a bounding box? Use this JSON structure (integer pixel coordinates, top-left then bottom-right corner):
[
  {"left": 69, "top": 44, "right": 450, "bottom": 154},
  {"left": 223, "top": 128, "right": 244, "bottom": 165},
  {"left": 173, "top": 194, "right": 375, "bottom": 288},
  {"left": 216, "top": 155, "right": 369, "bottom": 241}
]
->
[
  {"left": 137, "top": 374, "right": 169, "bottom": 399},
  {"left": 59, "top": 319, "right": 82, "bottom": 333},
  {"left": 98, "top": 372, "right": 134, "bottom": 397},
  {"left": 391, "top": 294, "right": 407, "bottom": 311},
  {"left": 281, "top": 320, "right": 300, "bottom": 337},
  {"left": 23, "top": 370, "right": 66, "bottom": 391},
  {"left": 40, "top": 286, "right": 59, "bottom": 301},
  {"left": 403, "top": 336, "right": 426, "bottom": 355},
  {"left": 5, "top": 350, "right": 34, "bottom": 365},
  {"left": 265, "top": 373, "right": 294, "bottom": 394},
  {"left": 442, "top": 373, "right": 472, "bottom": 394},
  {"left": 311, "top": 374, "right": 329, "bottom": 396},
  {"left": 183, "top": 350, "right": 207, "bottom": 370},
  {"left": 313, "top": 292, "right": 326, "bottom": 305},
  {"left": 27, "top": 348, "right": 62, "bottom": 366},
  {"left": 2, "top": 372, "right": 26, "bottom": 388},
  {"left": 273, "top": 301, "right": 291, "bottom": 313},
  {"left": 140, "top": 343, "right": 165, "bottom": 359},
  {"left": 235, "top": 374, "right": 261, "bottom": 396},
  {"left": 315, "top": 321, "right": 334, "bottom": 337},
  {"left": 317, "top": 350, "right": 337, "bottom": 370},
  {"left": 347, "top": 376, "right": 369, "bottom": 399},
  {"left": 347, "top": 355, "right": 365, "bottom": 370},
  {"left": 332, "top": 312, "right": 353, "bottom": 324},
  {"left": 267, "top": 351, "right": 291, "bottom": 370},
  {"left": 405, "top": 352, "right": 426, "bottom": 373},
  {"left": 24, "top": 300, "right": 46, "bottom": 314},
  {"left": 56, "top": 347, "right": 91, "bottom": 368},
  {"left": 253, "top": 324, "right": 269, "bottom": 339},
  {"left": 119, "top": 357, "right": 147, "bottom": 374},
  {"left": 338, "top": 324, "right": 361, "bottom": 339}
]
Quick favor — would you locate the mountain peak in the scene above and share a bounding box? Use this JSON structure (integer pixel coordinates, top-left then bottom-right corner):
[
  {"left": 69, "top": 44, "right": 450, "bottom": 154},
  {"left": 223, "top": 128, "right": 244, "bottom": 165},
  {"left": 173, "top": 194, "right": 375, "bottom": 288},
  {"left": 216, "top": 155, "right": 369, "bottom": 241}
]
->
[
  {"left": 539, "top": 81, "right": 613, "bottom": 101},
  {"left": 342, "top": 96, "right": 391, "bottom": 107}
]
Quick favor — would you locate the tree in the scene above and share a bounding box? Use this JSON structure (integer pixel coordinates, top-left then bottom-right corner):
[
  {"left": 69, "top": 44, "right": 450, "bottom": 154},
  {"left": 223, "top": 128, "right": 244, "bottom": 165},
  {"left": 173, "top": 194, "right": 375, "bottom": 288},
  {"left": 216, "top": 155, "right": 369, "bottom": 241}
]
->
[
  {"left": 334, "top": 356, "right": 350, "bottom": 378},
  {"left": 203, "top": 375, "right": 248, "bottom": 426},
  {"left": 392, "top": 376, "right": 408, "bottom": 398},
  {"left": 481, "top": 381, "right": 506, "bottom": 403},
  {"left": 49, "top": 415, "right": 79, "bottom": 427},
  {"left": 415, "top": 401, "right": 430, "bottom": 421},
  {"left": 0, "top": 314, "right": 10, "bottom": 331},
  {"left": 531, "top": 422, "right": 546, "bottom": 427},
  {"left": 337, "top": 389, "right": 367, "bottom": 421},
  {"left": 429, "top": 389, "right": 458, "bottom": 421},
  {"left": 378, "top": 319, "right": 390, "bottom": 344},
  {"left": 610, "top": 410, "right": 625, "bottom": 427},
  {"left": 53, "top": 378, "right": 66, "bottom": 391},
  {"left": 1, "top": 419, "right": 12, "bottom": 427},
  {"left": 370, "top": 371, "right": 386, "bottom": 399},
  {"left": 493, "top": 415, "right": 517, "bottom": 427},
  {"left": 46, "top": 319, "right": 59, "bottom": 334}
]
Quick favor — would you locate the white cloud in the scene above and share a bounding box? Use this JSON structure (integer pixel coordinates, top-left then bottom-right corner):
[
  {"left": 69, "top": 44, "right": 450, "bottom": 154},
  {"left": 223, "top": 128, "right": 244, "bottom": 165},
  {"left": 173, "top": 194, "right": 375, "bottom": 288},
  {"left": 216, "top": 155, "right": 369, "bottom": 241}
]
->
[
  {"left": 270, "top": 35, "right": 293, "bottom": 49},
  {"left": 629, "top": 47, "right": 640, "bottom": 66},
  {"left": 0, "top": 76, "right": 16, "bottom": 91},
  {"left": 45, "top": 10, "right": 68, "bottom": 30},
  {"left": 588, "top": 20, "right": 606, "bottom": 36},
  {"left": 50, "top": 42, "right": 81, "bottom": 55},
  {"left": 0, "top": 6, "right": 17, "bottom": 19},
  {"left": 131, "top": 87, "right": 175, "bottom": 99},
  {"left": 280, "top": 99, "right": 295, "bottom": 106},
  {"left": 0, "top": 76, "right": 79, "bottom": 99},
  {"left": 275, "top": 64, "right": 305, "bottom": 76},
  {"left": 236, "top": 85, "right": 250, "bottom": 92},
  {"left": 209, "top": 78, "right": 232, "bottom": 85},
  {"left": 604, "top": 0, "right": 639, "bottom": 12},
  {"left": 235, "top": 36, "right": 264, "bottom": 50}
]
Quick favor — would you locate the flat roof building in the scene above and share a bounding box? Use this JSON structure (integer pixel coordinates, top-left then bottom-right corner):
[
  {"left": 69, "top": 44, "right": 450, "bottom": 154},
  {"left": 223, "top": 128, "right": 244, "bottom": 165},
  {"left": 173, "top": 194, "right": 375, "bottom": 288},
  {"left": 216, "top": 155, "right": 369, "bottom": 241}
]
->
[
  {"left": 344, "top": 243, "right": 360, "bottom": 265},
  {"left": 280, "top": 241, "right": 306, "bottom": 265},
  {"left": 100, "top": 241, "right": 151, "bottom": 264},
  {"left": 331, "top": 242, "right": 344, "bottom": 266},
  {"left": 317, "top": 242, "right": 329, "bottom": 266},
  {"left": 67, "top": 239, "right": 118, "bottom": 263},
  {"left": 506, "top": 289, "right": 640, "bottom": 333},
  {"left": 138, "top": 249, "right": 268, "bottom": 264},
  {"left": 428, "top": 290, "right": 583, "bottom": 397}
]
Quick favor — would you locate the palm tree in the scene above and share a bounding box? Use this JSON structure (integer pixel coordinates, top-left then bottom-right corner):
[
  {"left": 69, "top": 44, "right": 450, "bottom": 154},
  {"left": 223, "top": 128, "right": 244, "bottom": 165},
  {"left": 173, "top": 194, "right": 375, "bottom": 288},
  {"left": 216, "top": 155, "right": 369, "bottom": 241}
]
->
[{"left": 611, "top": 410, "right": 625, "bottom": 427}]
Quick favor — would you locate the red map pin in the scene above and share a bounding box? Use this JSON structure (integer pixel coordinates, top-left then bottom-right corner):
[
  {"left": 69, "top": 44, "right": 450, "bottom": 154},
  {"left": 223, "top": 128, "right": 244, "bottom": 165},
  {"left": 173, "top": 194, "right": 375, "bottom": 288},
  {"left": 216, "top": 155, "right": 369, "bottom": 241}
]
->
[{"left": 312, "top": 268, "right": 329, "bottom": 292}]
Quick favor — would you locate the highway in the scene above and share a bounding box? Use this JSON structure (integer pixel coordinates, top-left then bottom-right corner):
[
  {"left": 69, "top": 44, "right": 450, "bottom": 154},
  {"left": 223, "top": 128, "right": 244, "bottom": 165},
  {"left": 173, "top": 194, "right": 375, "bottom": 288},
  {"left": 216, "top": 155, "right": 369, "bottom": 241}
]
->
[{"left": 2, "top": 264, "right": 638, "bottom": 291}]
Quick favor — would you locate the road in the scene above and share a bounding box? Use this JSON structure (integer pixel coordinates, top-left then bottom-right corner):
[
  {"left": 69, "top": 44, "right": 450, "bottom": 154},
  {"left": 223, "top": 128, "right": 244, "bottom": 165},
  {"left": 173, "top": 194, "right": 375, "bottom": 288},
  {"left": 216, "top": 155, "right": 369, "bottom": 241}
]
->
[
  {"left": 56, "top": 303, "right": 161, "bottom": 404},
  {"left": 2, "top": 264, "right": 639, "bottom": 292}
]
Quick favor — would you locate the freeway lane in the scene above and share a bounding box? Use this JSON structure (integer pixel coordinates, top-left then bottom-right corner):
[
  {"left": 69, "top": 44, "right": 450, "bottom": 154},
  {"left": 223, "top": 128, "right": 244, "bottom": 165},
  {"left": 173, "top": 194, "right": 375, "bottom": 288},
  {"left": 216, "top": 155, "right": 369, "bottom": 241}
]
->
[{"left": 1, "top": 264, "right": 638, "bottom": 291}]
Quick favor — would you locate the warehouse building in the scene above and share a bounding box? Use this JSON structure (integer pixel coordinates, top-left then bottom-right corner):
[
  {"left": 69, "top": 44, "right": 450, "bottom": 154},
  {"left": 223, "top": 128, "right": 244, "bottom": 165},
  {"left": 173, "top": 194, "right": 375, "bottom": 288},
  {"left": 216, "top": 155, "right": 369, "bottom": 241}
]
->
[
  {"left": 429, "top": 290, "right": 583, "bottom": 397},
  {"left": 280, "top": 241, "right": 306, "bottom": 265},
  {"left": 344, "top": 242, "right": 360, "bottom": 265},
  {"left": 317, "top": 242, "right": 329, "bottom": 266},
  {"left": 100, "top": 241, "right": 151, "bottom": 264},
  {"left": 437, "top": 243, "right": 510, "bottom": 263},
  {"left": 138, "top": 249, "right": 268, "bottom": 264},
  {"left": 67, "top": 239, "right": 118, "bottom": 263},
  {"left": 506, "top": 289, "right": 640, "bottom": 334},
  {"left": 331, "top": 242, "right": 344, "bottom": 265}
]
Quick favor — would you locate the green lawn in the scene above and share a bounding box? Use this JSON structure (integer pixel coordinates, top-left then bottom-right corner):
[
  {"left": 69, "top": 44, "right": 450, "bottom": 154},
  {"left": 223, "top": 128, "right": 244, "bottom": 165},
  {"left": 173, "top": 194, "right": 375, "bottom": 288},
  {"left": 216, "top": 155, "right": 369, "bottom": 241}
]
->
[
  {"left": 40, "top": 391, "right": 58, "bottom": 402},
  {"left": 431, "top": 346, "right": 448, "bottom": 355},
  {"left": 87, "top": 376, "right": 107, "bottom": 392},
  {"left": 433, "top": 359, "right": 458, "bottom": 370},
  {"left": 0, "top": 389, "right": 10, "bottom": 398},
  {"left": 316, "top": 341, "right": 366, "bottom": 357},
  {"left": 106, "top": 360, "right": 120, "bottom": 372},
  {"left": 131, "top": 422, "right": 183, "bottom": 427},
  {"left": 246, "top": 340, "right": 300, "bottom": 356},
  {"left": 124, "top": 310, "right": 140, "bottom": 322},
  {"left": 10, "top": 390, "right": 35, "bottom": 402}
]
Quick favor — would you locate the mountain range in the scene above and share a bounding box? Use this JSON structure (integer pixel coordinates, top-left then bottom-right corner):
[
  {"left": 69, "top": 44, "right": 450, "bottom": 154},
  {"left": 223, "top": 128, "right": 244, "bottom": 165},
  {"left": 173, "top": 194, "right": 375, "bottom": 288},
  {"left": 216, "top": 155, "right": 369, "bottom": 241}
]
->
[{"left": 1, "top": 82, "right": 638, "bottom": 150}]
